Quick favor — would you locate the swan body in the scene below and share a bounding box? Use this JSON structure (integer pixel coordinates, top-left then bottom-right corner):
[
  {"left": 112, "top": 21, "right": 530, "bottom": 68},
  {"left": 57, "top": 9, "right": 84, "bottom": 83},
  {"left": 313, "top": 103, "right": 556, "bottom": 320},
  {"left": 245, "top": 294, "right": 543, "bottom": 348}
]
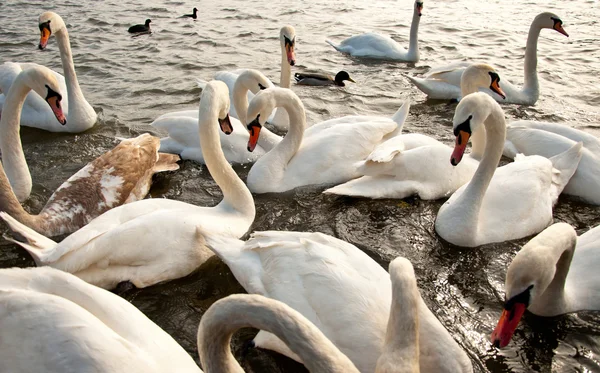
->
[
  {"left": 326, "top": 1, "right": 422, "bottom": 62},
  {"left": 204, "top": 231, "right": 473, "bottom": 373},
  {"left": 294, "top": 71, "right": 355, "bottom": 87},
  {"left": 325, "top": 64, "right": 504, "bottom": 200},
  {"left": 435, "top": 93, "right": 582, "bottom": 247},
  {"left": 504, "top": 121, "right": 600, "bottom": 205},
  {"left": 152, "top": 69, "right": 281, "bottom": 164},
  {"left": 491, "top": 222, "right": 600, "bottom": 348},
  {"left": 0, "top": 266, "right": 202, "bottom": 373},
  {"left": 0, "top": 66, "right": 179, "bottom": 237},
  {"left": 0, "top": 12, "right": 97, "bottom": 132},
  {"left": 1, "top": 81, "right": 255, "bottom": 289},
  {"left": 246, "top": 87, "right": 409, "bottom": 193},
  {"left": 406, "top": 12, "right": 568, "bottom": 104}
]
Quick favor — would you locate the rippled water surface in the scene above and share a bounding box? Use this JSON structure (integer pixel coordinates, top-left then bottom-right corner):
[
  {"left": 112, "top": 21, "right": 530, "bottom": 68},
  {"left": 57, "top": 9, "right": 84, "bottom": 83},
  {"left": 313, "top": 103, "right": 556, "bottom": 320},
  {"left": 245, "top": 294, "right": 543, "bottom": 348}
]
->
[{"left": 1, "top": 0, "right": 600, "bottom": 372}]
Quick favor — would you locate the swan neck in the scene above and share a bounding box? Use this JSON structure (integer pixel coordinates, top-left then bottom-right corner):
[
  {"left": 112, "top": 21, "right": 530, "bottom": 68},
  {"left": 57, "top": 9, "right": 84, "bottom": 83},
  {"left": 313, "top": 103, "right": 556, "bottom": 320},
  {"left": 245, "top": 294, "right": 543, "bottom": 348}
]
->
[
  {"left": 280, "top": 54, "right": 291, "bottom": 89},
  {"left": 522, "top": 22, "right": 541, "bottom": 99},
  {"left": 198, "top": 295, "right": 359, "bottom": 373},
  {"left": 407, "top": 9, "right": 421, "bottom": 60},
  {"left": 469, "top": 127, "right": 486, "bottom": 160},
  {"left": 56, "top": 29, "right": 86, "bottom": 111},
  {"left": 198, "top": 97, "right": 254, "bottom": 217},
  {"left": 0, "top": 76, "right": 33, "bottom": 201},
  {"left": 232, "top": 82, "right": 249, "bottom": 125},
  {"left": 269, "top": 92, "right": 306, "bottom": 166}
]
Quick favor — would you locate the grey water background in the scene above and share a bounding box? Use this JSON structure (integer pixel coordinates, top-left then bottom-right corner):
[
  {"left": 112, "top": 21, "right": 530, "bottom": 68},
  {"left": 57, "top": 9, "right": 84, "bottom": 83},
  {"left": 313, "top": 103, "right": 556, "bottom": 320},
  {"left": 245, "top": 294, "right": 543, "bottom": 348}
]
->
[{"left": 1, "top": 0, "right": 600, "bottom": 371}]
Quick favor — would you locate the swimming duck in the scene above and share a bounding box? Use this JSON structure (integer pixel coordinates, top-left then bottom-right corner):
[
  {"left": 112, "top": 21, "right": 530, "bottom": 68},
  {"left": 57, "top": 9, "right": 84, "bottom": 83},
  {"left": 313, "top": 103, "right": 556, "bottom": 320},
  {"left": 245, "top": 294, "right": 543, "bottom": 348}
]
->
[
  {"left": 182, "top": 8, "right": 198, "bottom": 19},
  {"left": 294, "top": 71, "right": 355, "bottom": 87},
  {"left": 128, "top": 19, "right": 151, "bottom": 33}
]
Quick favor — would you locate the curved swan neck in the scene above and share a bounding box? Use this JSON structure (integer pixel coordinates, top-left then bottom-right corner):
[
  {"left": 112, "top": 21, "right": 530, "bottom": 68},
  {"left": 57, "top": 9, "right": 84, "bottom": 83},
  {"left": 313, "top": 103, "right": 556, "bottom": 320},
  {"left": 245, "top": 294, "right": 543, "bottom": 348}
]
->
[
  {"left": 407, "top": 6, "right": 421, "bottom": 60},
  {"left": 522, "top": 20, "right": 542, "bottom": 101},
  {"left": 0, "top": 75, "right": 33, "bottom": 202},
  {"left": 197, "top": 294, "right": 360, "bottom": 373},
  {"left": 461, "top": 81, "right": 486, "bottom": 160},
  {"left": 55, "top": 28, "right": 87, "bottom": 115},
  {"left": 376, "top": 261, "right": 420, "bottom": 373},
  {"left": 198, "top": 91, "right": 254, "bottom": 216}
]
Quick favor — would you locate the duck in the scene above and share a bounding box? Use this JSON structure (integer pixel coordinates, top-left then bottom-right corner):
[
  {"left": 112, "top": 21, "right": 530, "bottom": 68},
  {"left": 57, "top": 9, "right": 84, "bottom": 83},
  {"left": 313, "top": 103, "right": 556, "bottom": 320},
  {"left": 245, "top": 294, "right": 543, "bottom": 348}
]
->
[
  {"left": 153, "top": 69, "right": 282, "bottom": 164},
  {"left": 0, "top": 65, "right": 179, "bottom": 237},
  {"left": 0, "top": 12, "right": 97, "bottom": 132},
  {"left": 182, "top": 7, "right": 198, "bottom": 19},
  {"left": 294, "top": 71, "right": 355, "bottom": 87},
  {"left": 490, "top": 222, "right": 600, "bottom": 348},
  {"left": 128, "top": 19, "right": 151, "bottom": 33},
  {"left": 406, "top": 12, "right": 568, "bottom": 104},
  {"left": 324, "top": 64, "right": 505, "bottom": 200},
  {"left": 194, "top": 25, "right": 296, "bottom": 131},
  {"left": 244, "top": 87, "right": 408, "bottom": 193},
  {"left": 0, "top": 81, "right": 255, "bottom": 289},
  {"left": 203, "top": 232, "right": 473, "bottom": 373},
  {"left": 435, "top": 92, "right": 582, "bottom": 247},
  {"left": 503, "top": 121, "right": 600, "bottom": 205},
  {"left": 326, "top": 0, "right": 423, "bottom": 62}
]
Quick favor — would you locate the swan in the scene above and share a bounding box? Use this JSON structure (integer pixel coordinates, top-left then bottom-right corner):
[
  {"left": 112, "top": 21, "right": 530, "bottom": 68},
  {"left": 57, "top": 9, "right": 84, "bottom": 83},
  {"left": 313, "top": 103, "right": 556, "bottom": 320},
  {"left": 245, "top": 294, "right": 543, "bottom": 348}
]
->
[
  {"left": 0, "top": 266, "right": 202, "bottom": 373},
  {"left": 324, "top": 64, "right": 505, "bottom": 200},
  {"left": 435, "top": 92, "right": 582, "bottom": 247},
  {"left": 0, "top": 65, "right": 179, "bottom": 237},
  {"left": 128, "top": 19, "right": 152, "bottom": 33},
  {"left": 245, "top": 87, "right": 410, "bottom": 193},
  {"left": 294, "top": 71, "right": 355, "bottom": 87},
  {"left": 153, "top": 69, "right": 281, "bottom": 164},
  {"left": 406, "top": 12, "right": 568, "bottom": 104},
  {"left": 0, "top": 12, "right": 97, "bottom": 132},
  {"left": 203, "top": 231, "right": 473, "bottom": 372},
  {"left": 0, "top": 81, "right": 255, "bottom": 289},
  {"left": 503, "top": 121, "right": 600, "bottom": 205},
  {"left": 490, "top": 222, "right": 600, "bottom": 348},
  {"left": 326, "top": 0, "right": 422, "bottom": 62}
]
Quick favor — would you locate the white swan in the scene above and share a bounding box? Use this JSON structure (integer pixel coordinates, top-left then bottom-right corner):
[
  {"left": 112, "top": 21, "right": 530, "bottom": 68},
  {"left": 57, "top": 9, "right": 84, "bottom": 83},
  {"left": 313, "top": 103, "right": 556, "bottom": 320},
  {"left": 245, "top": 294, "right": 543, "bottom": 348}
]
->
[
  {"left": 324, "top": 64, "right": 505, "bottom": 199},
  {"left": 166, "top": 26, "right": 296, "bottom": 132},
  {"left": 0, "top": 65, "right": 179, "bottom": 237},
  {"left": 326, "top": 0, "right": 422, "bottom": 62},
  {"left": 406, "top": 12, "right": 568, "bottom": 104},
  {"left": 0, "top": 81, "right": 255, "bottom": 289},
  {"left": 245, "top": 87, "right": 406, "bottom": 193},
  {"left": 153, "top": 69, "right": 281, "bottom": 164},
  {"left": 0, "top": 266, "right": 202, "bottom": 373},
  {"left": 0, "top": 12, "right": 97, "bottom": 132},
  {"left": 435, "top": 92, "right": 582, "bottom": 247},
  {"left": 490, "top": 222, "right": 600, "bottom": 348},
  {"left": 203, "top": 231, "right": 473, "bottom": 373},
  {"left": 503, "top": 121, "right": 600, "bottom": 205}
]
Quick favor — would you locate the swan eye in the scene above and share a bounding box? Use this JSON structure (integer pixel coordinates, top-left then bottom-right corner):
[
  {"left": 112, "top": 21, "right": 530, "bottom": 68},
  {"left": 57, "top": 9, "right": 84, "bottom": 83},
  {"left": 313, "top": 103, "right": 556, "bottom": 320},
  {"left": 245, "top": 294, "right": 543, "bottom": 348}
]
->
[
  {"left": 258, "top": 83, "right": 266, "bottom": 90},
  {"left": 504, "top": 284, "right": 533, "bottom": 310},
  {"left": 39, "top": 20, "right": 51, "bottom": 32},
  {"left": 453, "top": 115, "right": 472, "bottom": 137},
  {"left": 284, "top": 36, "right": 295, "bottom": 47},
  {"left": 44, "top": 84, "right": 62, "bottom": 103}
]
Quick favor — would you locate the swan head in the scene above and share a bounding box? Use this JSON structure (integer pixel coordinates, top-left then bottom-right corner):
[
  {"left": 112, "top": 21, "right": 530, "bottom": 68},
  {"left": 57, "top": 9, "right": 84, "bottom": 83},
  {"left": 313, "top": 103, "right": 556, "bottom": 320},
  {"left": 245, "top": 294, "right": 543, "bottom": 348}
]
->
[
  {"left": 21, "top": 66, "right": 67, "bottom": 125},
  {"left": 235, "top": 69, "right": 273, "bottom": 95},
  {"left": 491, "top": 223, "right": 577, "bottom": 348},
  {"left": 280, "top": 25, "right": 296, "bottom": 66},
  {"left": 450, "top": 92, "right": 496, "bottom": 165},
  {"left": 462, "top": 64, "right": 506, "bottom": 99},
  {"left": 246, "top": 88, "right": 280, "bottom": 152},
  {"left": 202, "top": 81, "right": 233, "bottom": 135},
  {"left": 38, "top": 12, "right": 66, "bottom": 50},
  {"left": 534, "top": 12, "right": 568, "bottom": 37},
  {"left": 334, "top": 71, "right": 355, "bottom": 86},
  {"left": 415, "top": 1, "right": 424, "bottom": 17}
]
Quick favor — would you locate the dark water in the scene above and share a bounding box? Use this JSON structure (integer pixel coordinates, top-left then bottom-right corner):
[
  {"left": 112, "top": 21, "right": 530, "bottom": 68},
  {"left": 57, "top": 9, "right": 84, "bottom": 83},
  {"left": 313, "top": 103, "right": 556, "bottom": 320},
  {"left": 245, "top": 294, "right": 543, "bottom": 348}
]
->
[{"left": 1, "top": 0, "right": 600, "bottom": 372}]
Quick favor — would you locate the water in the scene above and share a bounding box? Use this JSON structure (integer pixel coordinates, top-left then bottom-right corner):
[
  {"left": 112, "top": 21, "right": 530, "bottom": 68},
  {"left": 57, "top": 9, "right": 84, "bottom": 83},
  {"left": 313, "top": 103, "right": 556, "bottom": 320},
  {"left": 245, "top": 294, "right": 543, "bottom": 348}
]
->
[{"left": 1, "top": 0, "right": 600, "bottom": 371}]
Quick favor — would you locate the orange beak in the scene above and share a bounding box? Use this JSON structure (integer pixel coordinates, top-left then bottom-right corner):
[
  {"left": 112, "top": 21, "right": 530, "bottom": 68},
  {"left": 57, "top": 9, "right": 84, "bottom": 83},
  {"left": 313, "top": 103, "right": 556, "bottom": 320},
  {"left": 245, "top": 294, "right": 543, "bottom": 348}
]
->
[
  {"left": 451, "top": 130, "right": 470, "bottom": 165},
  {"left": 247, "top": 119, "right": 262, "bottom": 152},
  {"left": 46, "top": 96, "right": 66, "bottom": 125},
  {"left": 490, "top": 79, "right": 506, "bottom": 99},
  {"left": 491, "top": 303, "right": 527, "bottom": 348},
  {"left": 39, "top": 26, "right": 51, "bottom": 50},
  {"left": 417, "top": 4, "right": 423, "bottom": 16},
  {"left": 286, "top": 44, "right": 296, "bottom": 67},
  {"left": 218, "top": 114, "right": 233, "bottom": 135},
  {"left": 554, "top": 24, "right": 569, "bottom": 37}
]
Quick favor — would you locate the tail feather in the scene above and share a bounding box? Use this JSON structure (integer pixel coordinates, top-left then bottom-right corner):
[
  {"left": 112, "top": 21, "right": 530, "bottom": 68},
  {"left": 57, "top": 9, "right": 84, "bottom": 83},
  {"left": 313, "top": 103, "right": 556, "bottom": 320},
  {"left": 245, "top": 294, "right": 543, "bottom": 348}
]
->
[
  {"left": 388, "top": 101, "right": 410, "bottom": 135},
  {"left": 326, "top": 39, "right": 341, "bottom": 52},
  {"left": 0, "top": 212, "right": 57, "bottom": 264},
  {"left": 202, "top": 232, "right": 246, "bottom": 262},
  {"left": 548, "top": 142, "right": 583, "bottom": 202},
  {"left": 196, "top": 78, "right": 208, "bottom": 90}
]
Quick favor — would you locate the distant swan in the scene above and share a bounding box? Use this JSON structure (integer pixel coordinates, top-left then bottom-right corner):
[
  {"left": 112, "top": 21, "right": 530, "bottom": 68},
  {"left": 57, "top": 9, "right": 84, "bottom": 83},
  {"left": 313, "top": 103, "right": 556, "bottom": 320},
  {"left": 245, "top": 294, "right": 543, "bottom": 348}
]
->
[
  {"left": 1, "top": 81, "right": 254, "bottom": 289},
  {"left": 0, "top": 65, "right": 178, "bottom": 237},
  {"left": 406, "top": 12, "right": 568, "bottom": 104},
  {"left": 435, "top": 92, "right": 582, "bottom": 247},
  {"left": 0, "top": 12, "right": 97, "bottom": 132},
  {"left": 326, "top": 0, "right": 423, "bottom": 62}
]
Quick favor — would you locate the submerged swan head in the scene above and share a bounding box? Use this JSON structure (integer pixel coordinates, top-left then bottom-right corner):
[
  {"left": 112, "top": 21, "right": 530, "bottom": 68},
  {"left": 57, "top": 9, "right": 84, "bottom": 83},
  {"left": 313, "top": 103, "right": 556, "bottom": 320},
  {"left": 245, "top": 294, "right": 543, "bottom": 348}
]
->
[
  {"left": 461, "top": 64, "right": 506, "bottom": 99},
  {"left": 17, "top": 66, "right": 67, "bottom": 125},
  {"left": 450, "top": 93, "right": 497, "bottom": 165},
  {"left": 533, "top": 12, "right": 568, "bottom": 37},
  {"left": 202, "top": 81, "right": 233, "bottom": 134},
  {"left": 414, "top": 0, "right": 424, "bottom": 17},
  {"left": 280, "top": 25, "right": 296, "bottom": 66},
  {"left": 491, "top": 223, "right": 577, "bottom": 348},
  {"left": 38, "top": 12, "right": 66, "bottom": 50}
]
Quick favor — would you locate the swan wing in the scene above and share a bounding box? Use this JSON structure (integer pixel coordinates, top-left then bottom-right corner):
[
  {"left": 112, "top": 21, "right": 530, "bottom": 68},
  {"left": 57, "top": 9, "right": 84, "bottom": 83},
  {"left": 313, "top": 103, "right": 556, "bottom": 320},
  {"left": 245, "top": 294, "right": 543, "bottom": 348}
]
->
[{"left": 508, "top": 121, "right": 600, "bottom": 155}]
